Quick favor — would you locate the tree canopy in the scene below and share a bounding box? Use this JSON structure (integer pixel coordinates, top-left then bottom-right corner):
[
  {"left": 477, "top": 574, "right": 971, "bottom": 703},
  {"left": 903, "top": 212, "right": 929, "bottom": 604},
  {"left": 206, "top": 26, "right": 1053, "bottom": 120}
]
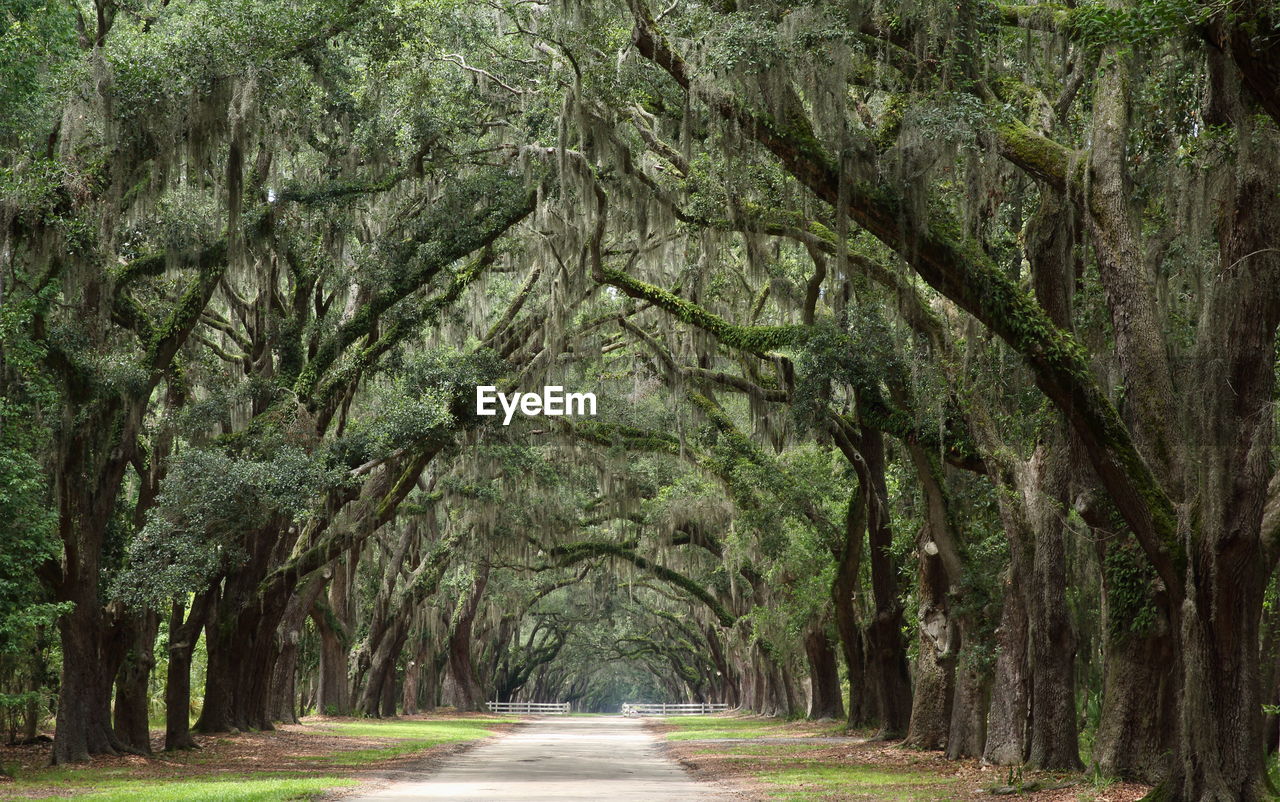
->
[{"left": 3, "top": 0, "right": 1280, "bottom": 799}]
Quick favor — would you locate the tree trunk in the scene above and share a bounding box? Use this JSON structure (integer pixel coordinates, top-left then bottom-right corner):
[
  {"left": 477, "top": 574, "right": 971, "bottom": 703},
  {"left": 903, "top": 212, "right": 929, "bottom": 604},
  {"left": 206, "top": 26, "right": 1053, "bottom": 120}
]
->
[
  {"left": 313, "top": 550, "right": 358, "bottom": 716},
  {"left": 269, "top": 576, "right": 324, "bottom": 725},
  {"left": 380, "top": 667, "right": 399, "bottom": 718},
  {"left": 50, "top": 452, "right": 137, "bottom": 764},
  {"left": 704, "top": 625, "right": 738, "bottom": 708},
  {"left": 946, "top": 654, "right": 989, "bottom": 760},
  {"left": 446, "top": 566, "right": 490, "bottom": 712},
  {"left": 196, "top": 569, "right": 292, "bottom": 733},
  {"left": 313, "top": 605, "right": 351, "bottom": 716},
  {"left": 422, "top": 651, "right": 441, "bottom": 713},
  {"left": 196, "top": 519, "right": 303, "bottom": 734},
  {"left": 905, "top": 535, "right": 956, "bottom": 749},
  {"left": 113, "top": 608, "right": 159, "bottom": 754},
  {"left": 804, "top": 624, "right": 844, "bottom": 720},
  {"left": 903, "top": 446, "right": 965, "bottom": 749},
  {"left": 983, "top": 567, "right": 1030, "bottom": 765},
  {"left": 779, "top": 661, "right": 801, "bottom": 717},
  {"left": 358, "top": 619, "right": 409, "bottom": 717},
  {"left": 1092, "top": 590, "right": 1175, "bottom": 782},
  {"left": 1025, "top": 444, "right": 1082, "bottom": 771},
  {"left": 860, "top": 426, "right": 913, "bottom": 738},
  {"left": 52, "top": 598, "right": 115, "bottom": 763},
  {"left": 269, "top": 638, "right": 301, "bottom": 725},
  {"left": 402, "top": 644, "right": 428, "bottom": 716},
  {"left": 833, "top": 481, "right": 873, "bottom": 728},
  {"left": 1153, "top": 44, "right": 1280, "bottom": 801},
  {"left": 165, "top": 593, "right": 211, "bottom": 751}
]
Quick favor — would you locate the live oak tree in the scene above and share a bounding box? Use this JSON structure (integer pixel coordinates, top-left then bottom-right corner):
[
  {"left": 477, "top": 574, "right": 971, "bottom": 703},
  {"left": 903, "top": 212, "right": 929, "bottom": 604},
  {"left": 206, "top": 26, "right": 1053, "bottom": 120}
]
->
[{"left": 5, "top": 2, "right": 1280, "bottom": 801}]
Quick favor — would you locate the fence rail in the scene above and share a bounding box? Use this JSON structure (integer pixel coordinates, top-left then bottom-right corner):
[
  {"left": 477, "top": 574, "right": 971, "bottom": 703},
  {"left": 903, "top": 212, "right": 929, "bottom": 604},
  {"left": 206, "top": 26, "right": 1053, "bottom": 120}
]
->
[
  {"left": 486, "top": 701, "right": 571, "bottom": 714},
  {"left": 622, "top": 702, "right": 730, "bottom": 716}
]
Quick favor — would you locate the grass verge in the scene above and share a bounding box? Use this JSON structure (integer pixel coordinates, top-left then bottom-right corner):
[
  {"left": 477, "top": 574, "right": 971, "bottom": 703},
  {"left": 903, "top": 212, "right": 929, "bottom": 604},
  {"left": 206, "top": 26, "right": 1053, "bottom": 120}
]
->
[
  {"left": 659, "top": 715, "right": 845, "bottom": 742},
  {"left": 652, "top": 713, "right": 1151, "bottom": 801},
  {"left": 304, "top": 718, "right": 513, "bottom": 766},
  {"left": 0, "top": 714, "right": 514, "bottom": 801}
]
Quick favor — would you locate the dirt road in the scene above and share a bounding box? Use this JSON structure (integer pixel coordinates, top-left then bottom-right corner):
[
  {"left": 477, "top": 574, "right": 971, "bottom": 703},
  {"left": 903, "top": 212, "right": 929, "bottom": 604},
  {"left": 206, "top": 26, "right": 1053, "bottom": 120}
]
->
[{"left": 343, "top": 715, "right": 728, "bottom": 801}]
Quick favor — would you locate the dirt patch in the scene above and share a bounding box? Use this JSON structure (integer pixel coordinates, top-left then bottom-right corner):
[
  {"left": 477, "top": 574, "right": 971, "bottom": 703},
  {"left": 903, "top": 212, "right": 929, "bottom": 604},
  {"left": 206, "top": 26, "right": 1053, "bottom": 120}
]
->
[{"left": 0, "top": 713, "right": 518, "bottom": 799}]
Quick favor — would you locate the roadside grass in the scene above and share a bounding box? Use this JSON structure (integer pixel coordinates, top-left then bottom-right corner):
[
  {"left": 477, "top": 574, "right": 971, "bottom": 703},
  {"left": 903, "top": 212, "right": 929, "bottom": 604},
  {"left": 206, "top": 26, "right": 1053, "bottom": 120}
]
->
[
  {"left": 30, "top": 775, "right": 354, "bottom": 802},
  {"left": 692, "top": 742, "right": 815, "bottom": 757},
  {"left": 660, "top": 714, "right": 845, "bottom": 741},
  {"left": 656, "top": 715, "right": 1150, "bottom": 801},
  {"left": 685, "top": 739, "right": 960, "bottom": 801},
  {"left": 755, "top": 762, "right": 959, "bottom": 801},
  {"left": 304, "top": 717, "right": 514, "bottom": 765},
  {"left": 0, "top": 772, "right": 354, "bottom": 802},
  {"left": 0, "top": 715, "right": 513, "bottom": 800}
]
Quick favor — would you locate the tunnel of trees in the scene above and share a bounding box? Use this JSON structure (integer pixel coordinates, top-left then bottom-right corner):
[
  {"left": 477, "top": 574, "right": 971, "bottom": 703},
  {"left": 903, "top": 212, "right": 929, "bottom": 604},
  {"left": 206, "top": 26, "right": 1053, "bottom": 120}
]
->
[{"left": 2, "top": 0, "right": 1280, "bottom": 799}]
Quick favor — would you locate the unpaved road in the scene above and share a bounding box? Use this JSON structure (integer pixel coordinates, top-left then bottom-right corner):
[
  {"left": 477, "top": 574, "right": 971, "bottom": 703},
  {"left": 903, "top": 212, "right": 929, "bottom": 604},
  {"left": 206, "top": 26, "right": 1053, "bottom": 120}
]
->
[{"left": 344, "top": 716, "right": 727, "bottom": 801}]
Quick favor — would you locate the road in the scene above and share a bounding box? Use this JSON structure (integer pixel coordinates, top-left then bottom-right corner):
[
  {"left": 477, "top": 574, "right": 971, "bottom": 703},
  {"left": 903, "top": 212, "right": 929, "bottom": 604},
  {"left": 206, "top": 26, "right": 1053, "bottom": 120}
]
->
[{"left": 344, "top": 715, "right": 726, "bottom": 801}]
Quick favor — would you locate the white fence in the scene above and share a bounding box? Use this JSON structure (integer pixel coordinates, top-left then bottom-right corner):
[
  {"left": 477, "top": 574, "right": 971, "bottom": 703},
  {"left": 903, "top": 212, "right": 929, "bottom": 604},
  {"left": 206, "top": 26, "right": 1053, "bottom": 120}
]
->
[
  {"left": 486, "top": 701, "right": 571, "bottom": 714},
  {"left": 622, "top": 702, "right": 730, "bottom": 716}
]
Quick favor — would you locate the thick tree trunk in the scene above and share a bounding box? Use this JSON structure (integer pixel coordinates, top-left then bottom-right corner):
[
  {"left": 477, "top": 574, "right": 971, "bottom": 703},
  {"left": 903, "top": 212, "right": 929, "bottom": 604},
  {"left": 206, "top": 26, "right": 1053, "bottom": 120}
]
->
[
  {"left": 1025, "top": 445, "right": 1082, "bottom": 771},
  {"left": 313, "top": 551, "right": 357, "bottom": 716},
  {"left": 164, "top": 593, "right": 211, "bottom": 751},
  {"left": 860, "top": 427, "right": 913, "bottom": 738},
  {"left": 197, "top": 568, "right": 292, "bottom": 733},
  {"left": 1154, "top": 45, "right": 1280, "bottom": 802},
  {"left": 779, "top": 661, "right": 801, "bottom": 718},
  {"left": 743, "top": 657, "right": 762, "bottom": 712},
  {"left": 1083, "top": 482, "right": 1176, "bottom": 782},
  {"left": 269, "top": 638, "right": 301, "bottom": 725},
  {"left": 196, "top": 519, "right": 304, "bottom": 734},
  {"left": 52, "top": 599, "right": 115, "bottom": 763},
  {"left": 1093, "top": 607, "right": 1175, "bottom": 780},
  {"left": 113, "top": 608, "right": 159, "bottom": 754},
  {"left": 804, "top": 624, "right": 844, "bottom": 720},
  {"left": 905, "top": 537, "right": 956, "bottom": 749},
  {"left": 198, "top": 608, "right": 279, "bottom": 732},
  {"left": 422, "top": 651, "right": 441, "bottom": 713},
  {"left": 313, "top": 608, "right": 351, "bottom": 716},
  {"left": 833, "top": 481, "right": 873, "bottom": 728},
  {"left": 380, "top": 668, "right": 398, "bottom": 718},
  {"left": 446, "top": 567, "right": 490, "bottom": 712},
  {"left": 981, "top": 436, "right": 1081, "bottom": 771},
  {"left": 946, "top": 653, "right": 989, "bottom": 760},
  {"left": 269, "top": 576, "right": 324, "bottom": 724},
  {"left": 50, "top": 451, "right": 137, "bottom": 764},
  {"left": 402, "top": 644, "right": 429, "bottom": 716},
  {"left": 983, "top": 568, "right": 1030, "bottom": 765},
  {"left": 1169, "top": 563, "right": 1268, "bottom": 801},
  {"left": 903, "top": 446, "right": 965, "bottom": 749},
  {"left": 359, "top": 619, "right": 409, "bottom": 717}
]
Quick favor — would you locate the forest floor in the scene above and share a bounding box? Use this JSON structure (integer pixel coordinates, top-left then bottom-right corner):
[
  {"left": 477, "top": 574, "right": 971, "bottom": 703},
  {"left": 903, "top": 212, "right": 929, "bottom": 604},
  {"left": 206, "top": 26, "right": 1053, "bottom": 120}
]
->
[
  {"left": 651, "top": 715, "right": 1154, "bottom": 801},
  {"left": 0, "top": 713, "right": 517, "bottom": 801}
]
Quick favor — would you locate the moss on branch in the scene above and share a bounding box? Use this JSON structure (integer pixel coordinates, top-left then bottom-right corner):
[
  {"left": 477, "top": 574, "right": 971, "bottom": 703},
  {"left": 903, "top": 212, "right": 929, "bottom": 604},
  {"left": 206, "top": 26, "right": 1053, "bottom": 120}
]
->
[
  {"left": 631, "top": 4, "right": 1182, "bottom": 594},
  {"left": 549, "top": 540, "right": 737, "bottom": 628}
]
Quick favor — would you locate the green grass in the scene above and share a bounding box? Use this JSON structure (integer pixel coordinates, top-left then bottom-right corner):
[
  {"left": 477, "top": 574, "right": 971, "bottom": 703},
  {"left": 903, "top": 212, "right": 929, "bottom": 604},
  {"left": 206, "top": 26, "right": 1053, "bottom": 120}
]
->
[
  {"left": 0, "top": 774, "right": 355, "bottom": 802},
  {"left": 304, "top": 717, "right": 513, "bottom": 765},
  {"left": 661, "top": 715, "right": 796, "bottom": 741},
  {"left": 1, "top": 717, "right": 514, "bottom": 798},
  {"left": 693, "top": 742, "right": 815, "bottom": 756},
  {"left": 759, "top": 765, "right": 958, "bottom": 801},
  {"left": 660, "top": 720, "right": 960, "bottom": 801}
]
